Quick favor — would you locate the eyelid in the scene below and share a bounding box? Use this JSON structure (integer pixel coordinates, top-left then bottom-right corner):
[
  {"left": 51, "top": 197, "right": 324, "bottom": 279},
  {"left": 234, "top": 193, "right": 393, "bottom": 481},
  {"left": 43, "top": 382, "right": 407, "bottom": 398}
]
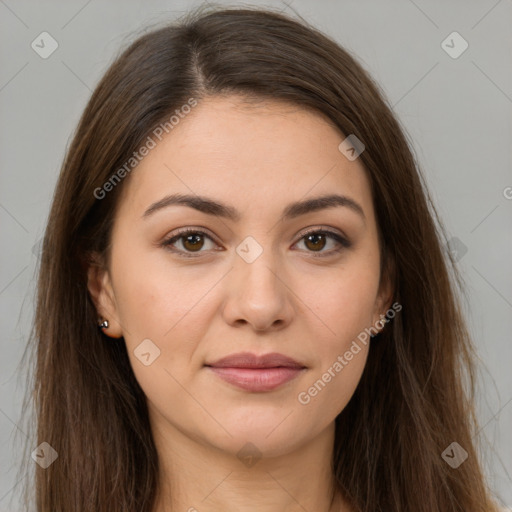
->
[
  {"left": 171, "top": 225, "right": 219, "bottom": 242},
  {"left": 296, "top": 225, "right": 348, "bottom": 241}
]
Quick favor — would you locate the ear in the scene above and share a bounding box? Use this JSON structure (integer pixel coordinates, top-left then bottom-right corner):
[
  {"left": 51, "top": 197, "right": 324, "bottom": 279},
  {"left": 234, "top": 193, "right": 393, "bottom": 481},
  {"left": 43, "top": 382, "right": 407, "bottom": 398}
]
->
[
  {"left": 371, "top": 256, "right": 395, "bottom": 334},
  {"left": 86, "top": 253, "right": 124, "bottom": 338}
]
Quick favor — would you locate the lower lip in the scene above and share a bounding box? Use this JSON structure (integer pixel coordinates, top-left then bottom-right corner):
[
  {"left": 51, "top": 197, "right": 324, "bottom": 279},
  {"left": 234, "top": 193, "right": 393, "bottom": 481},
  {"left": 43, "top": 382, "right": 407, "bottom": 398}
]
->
[{"left": 207, "top": 366, "right": 305, "bottom": 392}]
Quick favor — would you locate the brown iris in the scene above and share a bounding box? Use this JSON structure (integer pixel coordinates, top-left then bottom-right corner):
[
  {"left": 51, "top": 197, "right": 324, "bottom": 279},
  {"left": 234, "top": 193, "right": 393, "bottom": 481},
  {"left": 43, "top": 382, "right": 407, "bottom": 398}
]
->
[
  {"left": 304, "top": 233, "right": 327, "bottom": 252},
  {"left": 182, "top": 233, "right": 205, "bottom": 252}
]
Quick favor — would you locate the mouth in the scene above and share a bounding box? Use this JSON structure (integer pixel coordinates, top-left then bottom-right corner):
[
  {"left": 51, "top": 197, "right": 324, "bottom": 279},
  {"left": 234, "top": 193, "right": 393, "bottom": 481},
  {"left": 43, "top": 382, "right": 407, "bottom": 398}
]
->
[{"left": 205, "top": 352, "right": 307, "bottom": 392}]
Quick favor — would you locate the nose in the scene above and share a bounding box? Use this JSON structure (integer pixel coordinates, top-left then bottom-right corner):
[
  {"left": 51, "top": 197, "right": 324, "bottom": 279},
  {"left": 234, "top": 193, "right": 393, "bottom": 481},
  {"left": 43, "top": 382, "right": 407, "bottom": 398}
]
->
[{"left": 221, "top": 248, "right": 295, "bottom": 332}]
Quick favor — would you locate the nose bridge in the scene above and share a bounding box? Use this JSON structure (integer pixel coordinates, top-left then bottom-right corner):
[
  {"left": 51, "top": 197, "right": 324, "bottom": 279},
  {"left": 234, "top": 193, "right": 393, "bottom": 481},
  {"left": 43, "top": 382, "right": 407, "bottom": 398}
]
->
[
  {"left": 222, "top": 233, "right": 293, "bottom": 330},
  {"left": 235, "top": 234, "right": 281, "bottom": 297}
]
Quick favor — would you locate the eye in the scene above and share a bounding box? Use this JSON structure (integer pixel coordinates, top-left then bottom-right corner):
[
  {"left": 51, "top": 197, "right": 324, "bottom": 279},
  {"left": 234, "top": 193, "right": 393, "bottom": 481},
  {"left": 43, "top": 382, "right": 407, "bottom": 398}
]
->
[
  {"left": 161, "top": 228, "right": 218, "bottom": 258},
  {"left": 293, "top": 227, "right": 351, "bottom": 257},
  {"left": 161, "top": 226, "right": 351, "bottom": 258}
]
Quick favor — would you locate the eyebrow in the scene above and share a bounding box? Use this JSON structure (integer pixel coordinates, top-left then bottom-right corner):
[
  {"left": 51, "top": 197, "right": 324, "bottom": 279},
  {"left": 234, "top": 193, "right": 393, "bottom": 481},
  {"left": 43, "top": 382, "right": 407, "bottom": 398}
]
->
[{"left": 142, "top": 193, "right": 365, "bottom": 223}]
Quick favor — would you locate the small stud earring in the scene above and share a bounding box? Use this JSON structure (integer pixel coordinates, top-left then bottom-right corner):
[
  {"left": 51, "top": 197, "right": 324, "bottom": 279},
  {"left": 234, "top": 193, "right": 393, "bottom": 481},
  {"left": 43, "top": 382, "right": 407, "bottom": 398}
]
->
[{"left": 98, "top": 319, "right": 109, "bottom": 329}]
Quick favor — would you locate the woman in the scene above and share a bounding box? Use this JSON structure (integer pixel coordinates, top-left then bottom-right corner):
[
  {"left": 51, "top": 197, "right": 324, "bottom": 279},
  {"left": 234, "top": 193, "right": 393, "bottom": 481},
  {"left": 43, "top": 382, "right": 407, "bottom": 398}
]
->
[{"left": 23, "top": 5, "right": 501, "bottom": 511}]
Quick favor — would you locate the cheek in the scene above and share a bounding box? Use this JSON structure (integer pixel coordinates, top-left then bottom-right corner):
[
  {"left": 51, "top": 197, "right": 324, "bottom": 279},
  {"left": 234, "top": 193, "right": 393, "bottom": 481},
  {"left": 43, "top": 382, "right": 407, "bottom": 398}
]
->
[
  {"left": 108, "top": 246, "right": 208, "bottom": 390},
  {"left": 299, "top": 256, "right": 381, "bottom": 348},
  {"left": 293, "top": 255, "right": 379, "bottom": 412},
  {"left": 297, "top": 345, "right": 369, "bottom": 416},
  {"left": 112, "top": 263, "right": 207, "bottom": 417},
  {"left": 296, "top": 272, "right": 373, "bottom": 416},
  {"left": 111, "top": 241, "right": 213, "bottom": 339}
]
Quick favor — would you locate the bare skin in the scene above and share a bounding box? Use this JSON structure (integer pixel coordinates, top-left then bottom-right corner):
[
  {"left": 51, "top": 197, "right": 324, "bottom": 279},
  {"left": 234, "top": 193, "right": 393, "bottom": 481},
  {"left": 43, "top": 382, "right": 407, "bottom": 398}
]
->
[{"left": 88, "top": 95, "right": 392, "bottom": 512}]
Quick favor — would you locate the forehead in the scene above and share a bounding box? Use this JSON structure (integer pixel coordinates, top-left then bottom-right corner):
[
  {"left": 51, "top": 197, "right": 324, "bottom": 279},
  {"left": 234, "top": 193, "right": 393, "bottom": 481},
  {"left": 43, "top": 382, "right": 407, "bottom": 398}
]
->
[{"left": 116, "top": 95, "right": 375, "bottom": 223}]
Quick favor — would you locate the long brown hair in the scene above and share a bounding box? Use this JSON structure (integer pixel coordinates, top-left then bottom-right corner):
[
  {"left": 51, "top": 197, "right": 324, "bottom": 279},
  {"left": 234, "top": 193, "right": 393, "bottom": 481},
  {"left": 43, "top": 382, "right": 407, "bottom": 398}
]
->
[{"left": 20, "top": 4, "right": 499, "bottom": 511}]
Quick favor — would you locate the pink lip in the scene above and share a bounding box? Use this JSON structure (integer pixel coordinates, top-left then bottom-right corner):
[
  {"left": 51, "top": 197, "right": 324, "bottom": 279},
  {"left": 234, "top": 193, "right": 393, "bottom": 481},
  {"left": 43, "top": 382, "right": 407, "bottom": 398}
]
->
[{"left": 205, "top": 352, "right": 306, "bottom": 392}]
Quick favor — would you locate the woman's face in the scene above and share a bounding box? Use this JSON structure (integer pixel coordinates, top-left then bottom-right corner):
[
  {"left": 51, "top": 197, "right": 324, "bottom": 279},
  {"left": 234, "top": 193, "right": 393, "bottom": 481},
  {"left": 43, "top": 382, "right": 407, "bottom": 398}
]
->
[{"left": 88, "top": 95, "right": 391, "bottom": 459}]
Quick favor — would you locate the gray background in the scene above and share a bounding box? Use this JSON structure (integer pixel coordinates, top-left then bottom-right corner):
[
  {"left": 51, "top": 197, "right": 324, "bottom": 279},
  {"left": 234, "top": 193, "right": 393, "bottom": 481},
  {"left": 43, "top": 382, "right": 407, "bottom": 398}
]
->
[{"left": 1, "top": 0, "right": 511, "bottom": 509}]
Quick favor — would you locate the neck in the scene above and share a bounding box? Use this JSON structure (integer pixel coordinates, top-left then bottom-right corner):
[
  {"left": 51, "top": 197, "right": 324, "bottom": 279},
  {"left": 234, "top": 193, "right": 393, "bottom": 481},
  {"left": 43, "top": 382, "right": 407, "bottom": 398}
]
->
[{"left": 150, "top": 416, "right": 350, "bottom": 512}]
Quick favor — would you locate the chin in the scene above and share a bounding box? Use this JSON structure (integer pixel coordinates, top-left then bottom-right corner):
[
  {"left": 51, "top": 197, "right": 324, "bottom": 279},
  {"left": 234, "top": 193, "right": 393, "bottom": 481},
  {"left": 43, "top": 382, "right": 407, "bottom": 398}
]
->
[
  {"left": 210, "top": 432, "right": 303, "bottom": 462},
  {"left": 201, "top": 413, "right": 310, "bottom": 459}
]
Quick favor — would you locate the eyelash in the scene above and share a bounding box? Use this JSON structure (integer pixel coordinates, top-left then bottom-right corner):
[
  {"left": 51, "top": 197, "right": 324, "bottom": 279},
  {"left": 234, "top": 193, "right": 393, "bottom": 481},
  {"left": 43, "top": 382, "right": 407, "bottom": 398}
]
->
[{"left": 160, "top": 227, "right": 351, "bottom": 259}]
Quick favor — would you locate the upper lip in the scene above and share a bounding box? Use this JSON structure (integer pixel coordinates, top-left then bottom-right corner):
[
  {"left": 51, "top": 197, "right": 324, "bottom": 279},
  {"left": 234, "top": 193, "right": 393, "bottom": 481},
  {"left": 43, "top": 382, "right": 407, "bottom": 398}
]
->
[{"left": 205, "top": 352, "right": 306, "bottom": 369}]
